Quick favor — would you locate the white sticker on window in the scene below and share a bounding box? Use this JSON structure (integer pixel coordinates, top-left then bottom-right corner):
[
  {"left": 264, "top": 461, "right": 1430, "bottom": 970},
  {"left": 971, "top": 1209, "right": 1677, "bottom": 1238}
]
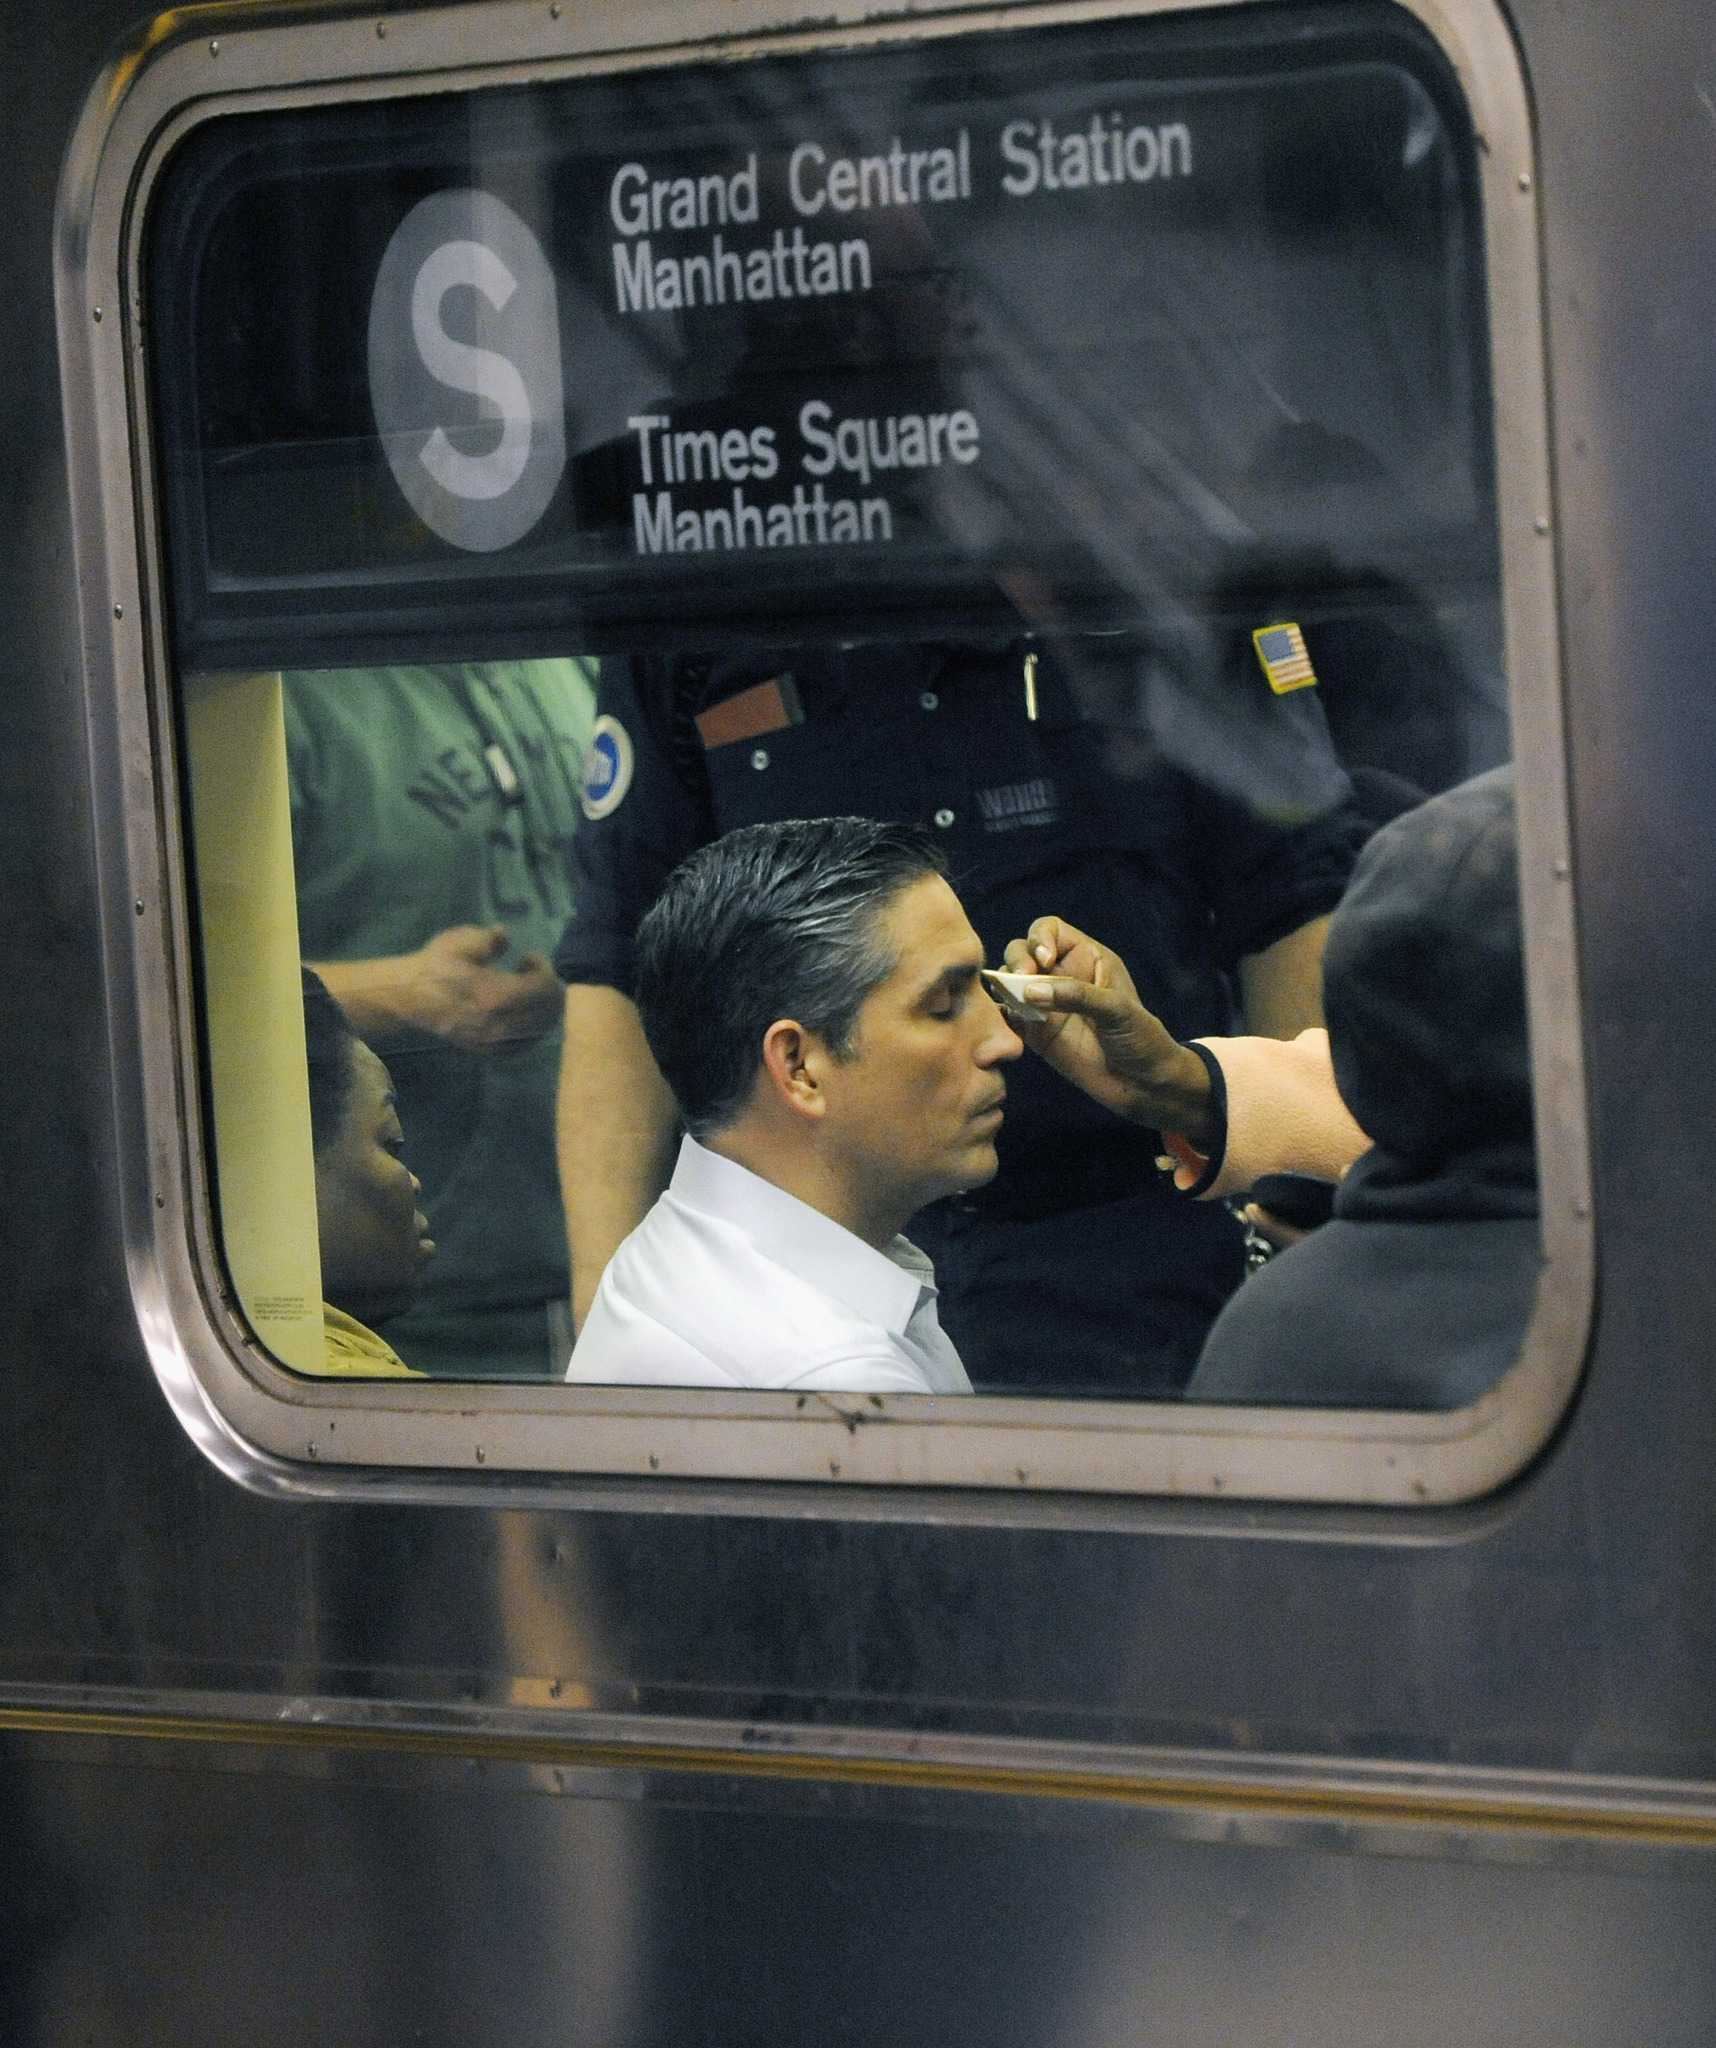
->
[{"left": 368, "top": 189, "right": 566, "bottom": 553}]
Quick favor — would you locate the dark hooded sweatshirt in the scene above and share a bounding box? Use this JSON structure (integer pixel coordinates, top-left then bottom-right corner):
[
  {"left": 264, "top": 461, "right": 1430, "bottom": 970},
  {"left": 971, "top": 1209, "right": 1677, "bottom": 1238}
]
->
[{"left": 1186, "top": 767, "right": 1541, "bottom": 1409}]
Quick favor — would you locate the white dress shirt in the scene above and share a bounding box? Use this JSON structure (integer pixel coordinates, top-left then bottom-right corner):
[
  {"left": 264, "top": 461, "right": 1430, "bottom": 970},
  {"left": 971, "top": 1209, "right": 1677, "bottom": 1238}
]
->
[{"left": 567, "top": 1137, "right": 972, "bottom": 1394}]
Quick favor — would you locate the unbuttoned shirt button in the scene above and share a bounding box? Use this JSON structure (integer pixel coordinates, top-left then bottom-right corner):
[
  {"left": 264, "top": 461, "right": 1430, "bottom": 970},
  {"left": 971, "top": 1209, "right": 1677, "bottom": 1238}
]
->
[
  {"left": 934, "top": 807, "right": 955, "bottom": 828},
  {"left": 751, "top": 748, "right": 769, "bottom": 770},
  {"left": 919, "top": 691, "right": 939, "bottom": 711}
]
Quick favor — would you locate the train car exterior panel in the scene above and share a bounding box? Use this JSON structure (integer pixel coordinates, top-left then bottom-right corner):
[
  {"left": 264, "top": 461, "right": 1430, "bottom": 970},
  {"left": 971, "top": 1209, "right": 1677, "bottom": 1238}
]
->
[{"left": 2, "top": 0, "right": 1716, "bottom": 2039}]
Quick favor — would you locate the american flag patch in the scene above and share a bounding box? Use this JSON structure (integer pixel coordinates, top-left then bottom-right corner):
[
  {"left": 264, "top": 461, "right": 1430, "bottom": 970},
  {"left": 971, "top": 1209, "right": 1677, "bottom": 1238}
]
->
[{"left": 1252, "top": 622, "right": 1318, "bottom": 694}]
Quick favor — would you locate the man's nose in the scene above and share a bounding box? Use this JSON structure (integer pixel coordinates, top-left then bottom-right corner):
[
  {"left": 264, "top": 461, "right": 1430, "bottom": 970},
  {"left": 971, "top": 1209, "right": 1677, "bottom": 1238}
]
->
[{"left": 976, "top": 996, "right": 1025, "bottom": 1064}]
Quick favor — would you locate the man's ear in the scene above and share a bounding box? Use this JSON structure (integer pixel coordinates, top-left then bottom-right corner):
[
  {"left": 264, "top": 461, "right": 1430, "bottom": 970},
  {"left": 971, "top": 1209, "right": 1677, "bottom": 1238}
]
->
[{"left": 759, "top": 1018, "right": 829, "bottom": 1121}]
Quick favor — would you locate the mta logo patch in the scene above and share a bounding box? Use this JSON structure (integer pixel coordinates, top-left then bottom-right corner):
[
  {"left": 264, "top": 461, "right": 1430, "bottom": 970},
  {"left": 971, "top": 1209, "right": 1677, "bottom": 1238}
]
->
[
  {"left": 1252, "top": 623, "right": 1318, "bottom": 695},
  {"left": 580, "top": 715, "right": 634, "bottom": 820}
]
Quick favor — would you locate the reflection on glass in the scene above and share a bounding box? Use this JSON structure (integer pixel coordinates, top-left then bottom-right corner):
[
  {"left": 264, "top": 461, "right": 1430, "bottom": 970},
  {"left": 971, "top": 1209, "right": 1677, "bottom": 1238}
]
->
[{"left": 152, "top": 3, "right": 1533, "bottom": 1403}]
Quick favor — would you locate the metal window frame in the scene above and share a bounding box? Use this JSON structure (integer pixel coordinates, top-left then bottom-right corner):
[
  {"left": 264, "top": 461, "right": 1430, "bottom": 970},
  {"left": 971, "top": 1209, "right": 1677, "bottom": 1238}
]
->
[{"left": 54, "top": 0, "right": 1590, "bottom": 1522}]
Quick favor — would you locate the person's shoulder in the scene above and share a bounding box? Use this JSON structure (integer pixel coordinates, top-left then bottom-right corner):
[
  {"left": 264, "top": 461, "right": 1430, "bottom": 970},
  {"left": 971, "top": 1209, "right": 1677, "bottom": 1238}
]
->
[
  {"left": 567, "top": 1273, "right": 738, "bottom": 1386},
  {"left": 1187, "top": 1217, "right": 1538, "bottom": 1410},
  {"left": 319, "top": 1304, "right": 424, "bottom": 1377},
  {"left": 283, "top": 664, "right": 440, "bottom": 702},
  {"left": 588, "top": 1189, "right": 923, "bottom": 1391},
  {"left": 281, "top": 666, "right": 463, "bottom": 750},
  {"left": 779, "top": 1352, "right": 949, "bottom": 1395}
]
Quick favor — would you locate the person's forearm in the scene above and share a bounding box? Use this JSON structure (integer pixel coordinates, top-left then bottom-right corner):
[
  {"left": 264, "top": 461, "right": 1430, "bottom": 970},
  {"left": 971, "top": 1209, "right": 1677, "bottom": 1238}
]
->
[
  {"left": 1237, "top": 914, "right": 1331, "bottom": 1039},
  {"left": 558, "top": 984, "right": 679, "bottom": 1332},
  {"left": 307, "top": 956, "right": 420, "bottom": 1041},
  {"left": 1112, "top": 1038, "right": 1222, "bottom": 1151},
  {"left": 1171, "top": 1028, "right": 1370, "bottom": 1200},
  {"left": 311, "top": 928, "right": 564, "bottom": 1050}
]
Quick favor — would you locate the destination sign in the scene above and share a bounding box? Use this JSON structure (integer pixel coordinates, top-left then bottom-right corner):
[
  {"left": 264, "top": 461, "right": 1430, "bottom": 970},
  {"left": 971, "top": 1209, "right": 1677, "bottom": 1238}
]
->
[{"left": 144, "top": 3, "right": 1494, "bottom": 672}]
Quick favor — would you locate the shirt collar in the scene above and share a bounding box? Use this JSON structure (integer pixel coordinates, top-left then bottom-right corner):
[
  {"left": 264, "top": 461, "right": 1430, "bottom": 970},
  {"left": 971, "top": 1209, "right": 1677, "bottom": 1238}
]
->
[{"left": 670, "top": 1137, "right": 932, "bottom": 1336}]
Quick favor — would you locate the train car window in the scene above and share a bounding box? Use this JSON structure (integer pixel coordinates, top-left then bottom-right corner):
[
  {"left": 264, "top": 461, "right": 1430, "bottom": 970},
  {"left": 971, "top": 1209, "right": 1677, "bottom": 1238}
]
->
[{"left": 70, "top": 0, "right": 1584, "bottom": 1499}]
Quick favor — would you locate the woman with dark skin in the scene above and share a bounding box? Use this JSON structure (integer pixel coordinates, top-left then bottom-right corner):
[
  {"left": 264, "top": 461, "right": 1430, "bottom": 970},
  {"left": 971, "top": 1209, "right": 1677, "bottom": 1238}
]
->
[{"left": 303, "top": 968, "right": 436, "bottom": 1374}]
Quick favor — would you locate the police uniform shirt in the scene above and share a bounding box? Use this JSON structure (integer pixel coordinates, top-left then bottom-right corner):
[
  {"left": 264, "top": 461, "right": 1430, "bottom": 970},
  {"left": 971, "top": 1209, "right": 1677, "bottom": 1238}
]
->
[{"left": 555, "top": 641, "right": 1361, "bottom": 1395}]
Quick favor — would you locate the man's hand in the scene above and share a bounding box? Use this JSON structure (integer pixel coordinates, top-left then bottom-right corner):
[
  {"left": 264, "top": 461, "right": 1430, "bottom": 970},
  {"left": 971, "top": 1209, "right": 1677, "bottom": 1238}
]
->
[
  {"left": 1241, "top": 1202, "right": 1309, "bottom": 1251},
  {"left": 312, "top": 927, "right": 565, "bottom": 1053},
  {"left": 1000, "top": 917, "right": 1219, "bottom": 1150}
]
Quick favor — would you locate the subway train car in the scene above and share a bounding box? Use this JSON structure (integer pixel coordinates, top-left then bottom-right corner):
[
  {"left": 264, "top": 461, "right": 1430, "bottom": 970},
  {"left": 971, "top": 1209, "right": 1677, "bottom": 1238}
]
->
[{"left": 2, "top": 0, "right": 1715, "bottom": 2038}]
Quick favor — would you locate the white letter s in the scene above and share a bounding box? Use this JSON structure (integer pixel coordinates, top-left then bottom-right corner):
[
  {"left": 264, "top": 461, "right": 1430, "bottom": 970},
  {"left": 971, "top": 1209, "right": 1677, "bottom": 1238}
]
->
[
  {"left": 798, "top": 399, "right": 836, "bottom": 476},
  {"left": 1000, "top": 121, "right": 1040, "bottom": 197},
  {"left": 411, "top": 241, "right": 532, "bottom": 502}
]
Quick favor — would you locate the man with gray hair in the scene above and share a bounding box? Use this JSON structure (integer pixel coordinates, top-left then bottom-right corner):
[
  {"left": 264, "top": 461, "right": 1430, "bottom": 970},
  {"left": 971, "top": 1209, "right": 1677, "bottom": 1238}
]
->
[{"left": 566, "top": 817, "right": 1023, "bottom": 1392}]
